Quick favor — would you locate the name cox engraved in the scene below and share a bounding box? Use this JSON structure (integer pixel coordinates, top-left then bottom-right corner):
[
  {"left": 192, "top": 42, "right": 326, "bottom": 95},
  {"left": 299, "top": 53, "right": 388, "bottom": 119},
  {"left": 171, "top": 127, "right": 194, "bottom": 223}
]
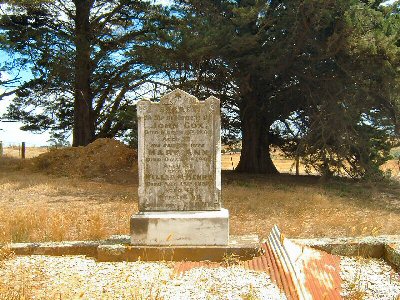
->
[{"left": 137, "top": 89, "right": 221, "bottom": 211}]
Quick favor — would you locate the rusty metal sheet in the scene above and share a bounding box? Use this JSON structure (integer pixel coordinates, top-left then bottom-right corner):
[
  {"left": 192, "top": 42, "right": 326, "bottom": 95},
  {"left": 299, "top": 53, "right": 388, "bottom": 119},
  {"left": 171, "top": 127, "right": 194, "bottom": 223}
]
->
[{"left": 173, "top": 226, "right": 342, "bottom": 299}]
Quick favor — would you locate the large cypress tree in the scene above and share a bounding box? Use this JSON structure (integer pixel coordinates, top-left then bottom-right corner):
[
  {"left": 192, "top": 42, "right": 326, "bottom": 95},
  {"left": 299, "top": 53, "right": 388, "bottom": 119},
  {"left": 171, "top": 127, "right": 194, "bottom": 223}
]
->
[
  {"left": 148, "top": 0, "right": 399, "bottom": 176},
  {"left": 0, "top": 0, "right": 171, "bottom": 146}
]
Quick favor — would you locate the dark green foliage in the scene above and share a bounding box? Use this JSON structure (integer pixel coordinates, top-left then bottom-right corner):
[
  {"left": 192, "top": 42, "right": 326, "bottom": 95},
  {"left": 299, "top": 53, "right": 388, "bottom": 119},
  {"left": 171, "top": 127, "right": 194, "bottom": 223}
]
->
[
  {"left": 0, "top": 0, "right": 171, "bottom": 145},
  {"left": 1, "top": 0, "right": 399, "bottom": 177},
  {"left": 148, "top": 0, "right": 400, "bottom": 177}
]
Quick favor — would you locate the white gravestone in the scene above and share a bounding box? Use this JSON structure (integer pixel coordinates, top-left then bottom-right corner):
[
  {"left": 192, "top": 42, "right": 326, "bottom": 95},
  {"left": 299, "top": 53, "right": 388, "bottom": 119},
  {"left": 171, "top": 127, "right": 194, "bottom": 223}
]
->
[{"left": 130, "top": 89, "right": 229, "bottom": 246}]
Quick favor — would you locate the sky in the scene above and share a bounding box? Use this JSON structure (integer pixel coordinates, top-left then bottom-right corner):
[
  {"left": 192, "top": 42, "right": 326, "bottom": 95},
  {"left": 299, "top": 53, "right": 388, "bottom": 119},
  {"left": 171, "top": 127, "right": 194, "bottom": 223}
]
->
[
  {"left": 0, "top": 121, "right": 52, "bottom": 147},
  {"left": 0, "top": 0, "right": 398, "bottom": 147},
  {"left": 0, "top": 71, "right": 53, "bottom": 147},
  {"left": 0, "top": 97, "right": 53, "bottom": 147}
]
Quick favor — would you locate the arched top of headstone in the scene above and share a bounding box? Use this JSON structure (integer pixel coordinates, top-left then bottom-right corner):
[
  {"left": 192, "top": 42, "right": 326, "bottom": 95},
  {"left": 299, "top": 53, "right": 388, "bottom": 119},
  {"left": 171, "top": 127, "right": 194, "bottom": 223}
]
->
[
  {"left": 160, "top": 88, "right": 198, "bottom": 106},
  {"left": 137, "top": 89, "right": 220, "bottom": 117},
  {"left": 204, "top": 96, "right": 220, "bottom": 112}
]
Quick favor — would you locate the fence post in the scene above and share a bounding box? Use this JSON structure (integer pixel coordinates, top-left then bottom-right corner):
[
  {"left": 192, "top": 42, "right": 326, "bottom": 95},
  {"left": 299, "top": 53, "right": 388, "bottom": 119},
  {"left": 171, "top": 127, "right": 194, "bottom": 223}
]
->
[
  {"left": 0, "top": 141, "right": 2, "bottom": 157},
  {"left": 21, "top": 142, "right": 26, "bottom": 159}
]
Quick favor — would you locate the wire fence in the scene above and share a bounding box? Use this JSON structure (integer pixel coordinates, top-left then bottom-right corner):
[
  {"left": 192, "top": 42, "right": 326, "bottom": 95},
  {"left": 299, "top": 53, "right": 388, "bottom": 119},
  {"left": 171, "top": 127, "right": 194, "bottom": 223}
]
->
[{"left": 0, "top": 141, "right": 49, "bottom": 159}]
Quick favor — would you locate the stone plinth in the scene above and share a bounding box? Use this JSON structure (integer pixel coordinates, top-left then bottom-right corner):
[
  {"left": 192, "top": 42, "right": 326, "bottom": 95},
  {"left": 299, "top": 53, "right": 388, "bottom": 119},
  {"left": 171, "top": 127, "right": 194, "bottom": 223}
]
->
[{"left": 131, "top": 209, "right": 229, "bottom": 246}]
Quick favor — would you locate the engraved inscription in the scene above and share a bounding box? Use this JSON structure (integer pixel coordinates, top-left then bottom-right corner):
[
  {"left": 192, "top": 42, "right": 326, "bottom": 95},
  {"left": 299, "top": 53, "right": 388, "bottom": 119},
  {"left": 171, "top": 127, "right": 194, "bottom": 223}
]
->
[{"left": 137, "top": 89, "right": 221, "bottom": 211}]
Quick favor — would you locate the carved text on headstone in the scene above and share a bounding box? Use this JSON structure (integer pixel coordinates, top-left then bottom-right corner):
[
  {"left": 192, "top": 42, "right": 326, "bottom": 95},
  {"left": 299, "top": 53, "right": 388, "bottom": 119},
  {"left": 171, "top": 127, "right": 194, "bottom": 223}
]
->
[{"left": 137, "top": 89, "right": 221, "bottom": 211}]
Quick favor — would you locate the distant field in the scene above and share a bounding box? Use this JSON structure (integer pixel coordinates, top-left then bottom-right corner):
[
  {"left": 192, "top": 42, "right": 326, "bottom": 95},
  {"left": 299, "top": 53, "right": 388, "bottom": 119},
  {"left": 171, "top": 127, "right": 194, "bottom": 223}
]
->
[
  {"left": 3, "top": 146, "right": 399, "bottom": 176},
  {"left": 4, "top": 146, "right": 313, "bottom": 174},
  {"left": 221, "top": 152, "right": 313, "bottom": 174},
  {"left": 0, "top": 146, "right": 260, "bottom": 170},
  {"left": 391, "top": 146, "right": 400, "bottom": 159},
  {"left": 2, "top": 146, "right": 48, "bottom": 159}
]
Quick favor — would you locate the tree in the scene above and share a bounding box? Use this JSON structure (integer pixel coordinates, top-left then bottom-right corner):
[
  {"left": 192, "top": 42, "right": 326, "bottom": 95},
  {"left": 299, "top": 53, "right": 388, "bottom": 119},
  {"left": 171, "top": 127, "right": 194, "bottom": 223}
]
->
[
  {"left": 0, "top": 0, "right": 170, "bottom": 146},
  {"left": 276, "top": 1, "right": 400, "bottom": 178},
  {"left": 1, "top": 0, "right": 398, "bottom": 177},
  {"left": 148, "top": 0, "right": 400, "bottom": 176},
  {"left": 73, "top": 0, "right": 93, "bottom": 146}
]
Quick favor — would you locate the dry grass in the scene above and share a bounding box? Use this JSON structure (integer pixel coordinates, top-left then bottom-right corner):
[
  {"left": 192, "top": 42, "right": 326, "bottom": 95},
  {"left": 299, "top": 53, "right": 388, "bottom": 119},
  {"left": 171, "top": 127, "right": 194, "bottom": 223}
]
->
[
  {"left": 223, "top": 172, "right": 400, "bottom": 238},
  {"left": 0, "top": 152, "right": 400, "bottom": 243},
  {"left": 382, "top": 159, "right": 400, "bottom": 177},
  {"left": 221, "top": 153, "right": 240, "bottom": 171},
  {"left": 0, "top": 158, "right": 135, "bottom": 242},
  {"left": 5, "top": 145, "right": 397, "bottom": 176},
  {"left": 222, "top": 152, "right": 399, "bottom": 176}
]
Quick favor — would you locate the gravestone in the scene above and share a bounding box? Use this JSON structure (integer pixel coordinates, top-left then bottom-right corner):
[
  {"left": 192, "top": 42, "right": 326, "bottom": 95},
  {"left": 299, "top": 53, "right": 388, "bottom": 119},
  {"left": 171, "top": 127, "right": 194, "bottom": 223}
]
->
[{"left": 131, "top": 89, "right": 229, "bottom": 246}]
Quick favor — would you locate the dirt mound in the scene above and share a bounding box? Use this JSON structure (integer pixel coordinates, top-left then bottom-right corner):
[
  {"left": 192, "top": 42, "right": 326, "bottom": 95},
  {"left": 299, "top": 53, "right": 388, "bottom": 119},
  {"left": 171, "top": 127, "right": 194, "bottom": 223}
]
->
[{"left": 31, "top": 138, "right": 138, "bottom": 182}]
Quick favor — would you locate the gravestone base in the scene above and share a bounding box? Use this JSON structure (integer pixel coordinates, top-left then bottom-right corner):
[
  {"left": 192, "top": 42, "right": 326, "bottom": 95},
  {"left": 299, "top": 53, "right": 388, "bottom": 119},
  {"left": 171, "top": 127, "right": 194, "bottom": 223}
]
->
[{"left": 130, "top": 209, "right": 229, "bottom": 246}]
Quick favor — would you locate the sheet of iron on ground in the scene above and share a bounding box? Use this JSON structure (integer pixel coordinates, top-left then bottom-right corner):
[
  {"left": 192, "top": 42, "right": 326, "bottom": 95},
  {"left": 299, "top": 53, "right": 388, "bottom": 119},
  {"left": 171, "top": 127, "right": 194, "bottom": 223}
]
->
[{"left": 175, "top": 225, "right": 400, "bottom": 299}]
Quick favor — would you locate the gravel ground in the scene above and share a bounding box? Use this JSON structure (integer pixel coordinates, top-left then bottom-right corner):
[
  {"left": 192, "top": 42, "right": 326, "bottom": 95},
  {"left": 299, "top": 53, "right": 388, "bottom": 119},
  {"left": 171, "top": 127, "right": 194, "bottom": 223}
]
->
[
  {"left": 2, "top": 254, "right": 400, "bottom": 299},
  {"left": 0, "top": 255, "right": 287, "bottom": 300},
  {"left": 340, "top": 257, "right": 400, "bottom": 299}
]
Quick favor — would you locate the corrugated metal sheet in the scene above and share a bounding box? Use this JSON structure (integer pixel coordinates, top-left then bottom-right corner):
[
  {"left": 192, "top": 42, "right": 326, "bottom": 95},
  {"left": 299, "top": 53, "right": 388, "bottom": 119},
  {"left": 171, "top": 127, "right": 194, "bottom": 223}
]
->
[
  {"left": 174, "top": 225, "right": 342, "bottom": 299},
  {"left": 246, "top": 225, "right": 342, "bottom": 299}
]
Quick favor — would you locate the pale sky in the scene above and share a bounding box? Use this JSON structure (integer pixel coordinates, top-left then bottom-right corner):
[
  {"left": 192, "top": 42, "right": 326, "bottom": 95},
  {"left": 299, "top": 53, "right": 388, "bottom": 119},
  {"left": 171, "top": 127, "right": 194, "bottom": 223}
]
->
[
  {"left": 0, "top": 93, "right": 52, "bottom": 147},
  {"left": 0, "top": 69, "right": 53, "bottom": 146},
  {"left": 0, "top": 121, "right": 51, "bottom": 147}
]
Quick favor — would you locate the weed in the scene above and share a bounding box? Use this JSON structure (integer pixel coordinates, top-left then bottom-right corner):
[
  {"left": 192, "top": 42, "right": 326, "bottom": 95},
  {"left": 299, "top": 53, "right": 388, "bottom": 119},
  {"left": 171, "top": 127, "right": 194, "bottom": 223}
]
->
[
  {"left": 0, "top": 288, "right": 31, "bottom": 300},
  {"left": 345, "top": 290, "right": 367, "bottom": 300},
  {"left": 0, "top": 246, "right": 14, "bottom": 264},
  {"left": 0, "top": 255, "right": 32, "bottom": 300},
  {"left": 343, "top": 257, "right": 375, "bottom": 300},
  {"left": 87, "top": 213, "right": 106, "bottom": 240},
  {"left": 129, "top": 268, "right": 164, "bottom": 299},
  {"left": 9, "top": 214, "right": 31, "bottom": 243},
  {"left": 222, "top": 253, "right": 241, "bottom": 267},
  {"left": 241, "top": 284, "right": 259, "bottom": 300},
  {"left": 345, "top": 271, "right": 367, "bottom": 300}
]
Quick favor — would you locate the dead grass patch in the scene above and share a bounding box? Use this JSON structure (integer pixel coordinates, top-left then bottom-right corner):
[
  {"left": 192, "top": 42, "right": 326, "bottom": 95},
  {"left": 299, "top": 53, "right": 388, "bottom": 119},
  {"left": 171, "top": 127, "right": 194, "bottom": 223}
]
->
[
  {"left": 223, "top": 172, "right": 400, "bottom": 238},
  {"left": 29, "top": 138, "right": 138, "bottom": 183},
  {"left": 0, "top": 164, "right": 399, "bottom": 242},
  {"left": 0, "top": 170, "right": 135, "bottom": 243},
  {"left": 0, "top": 139, "right": 399, "bottom": 242}
]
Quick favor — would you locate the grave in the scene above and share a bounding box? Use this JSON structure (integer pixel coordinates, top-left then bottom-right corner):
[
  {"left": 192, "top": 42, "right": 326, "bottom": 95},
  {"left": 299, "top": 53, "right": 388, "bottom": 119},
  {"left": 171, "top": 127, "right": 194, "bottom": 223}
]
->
[{"left": 130, "top": 89, "right": 229, "bottom": 246}]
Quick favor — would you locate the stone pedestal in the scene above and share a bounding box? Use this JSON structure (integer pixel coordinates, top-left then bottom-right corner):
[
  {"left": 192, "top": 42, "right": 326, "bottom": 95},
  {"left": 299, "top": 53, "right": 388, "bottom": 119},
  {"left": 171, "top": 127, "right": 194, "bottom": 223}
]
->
[{"left": 131, "top": 209, "right": 229, "bottom": 246}]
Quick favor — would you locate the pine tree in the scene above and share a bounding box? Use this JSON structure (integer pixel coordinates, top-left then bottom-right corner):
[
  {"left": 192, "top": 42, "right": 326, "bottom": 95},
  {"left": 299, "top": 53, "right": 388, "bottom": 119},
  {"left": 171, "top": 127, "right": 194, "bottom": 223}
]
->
[
  {"left": 0, "top": 0, "right": 171, "bottom": 146},
  {"left": 151, "top": 0, "right": 400, "bottom": 177}
]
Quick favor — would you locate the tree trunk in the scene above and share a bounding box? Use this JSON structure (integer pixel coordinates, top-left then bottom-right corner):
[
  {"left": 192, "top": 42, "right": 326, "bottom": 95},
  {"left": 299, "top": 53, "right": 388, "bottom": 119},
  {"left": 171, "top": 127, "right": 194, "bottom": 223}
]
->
[
  {"left": 73, "top": 0, "right": 94, "bottom": 147},
  {"left": 236, "top": 94, "right": 278, "bottom": 174}
]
